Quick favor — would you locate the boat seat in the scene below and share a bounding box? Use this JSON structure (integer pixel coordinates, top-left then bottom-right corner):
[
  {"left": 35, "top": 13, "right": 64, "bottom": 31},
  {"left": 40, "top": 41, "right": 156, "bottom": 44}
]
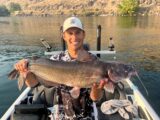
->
[
  {"left": 31, "top": 85, "right": 56, "bottom": 107},
  {"left": 10, "top": 104, "right": 50, "bottom": 120}
]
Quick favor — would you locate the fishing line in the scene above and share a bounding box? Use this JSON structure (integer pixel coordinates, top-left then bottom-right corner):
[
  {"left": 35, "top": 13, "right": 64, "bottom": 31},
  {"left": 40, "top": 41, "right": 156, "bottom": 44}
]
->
[{"left": 135, "top": 72, "right": 149, "bottom": 96}]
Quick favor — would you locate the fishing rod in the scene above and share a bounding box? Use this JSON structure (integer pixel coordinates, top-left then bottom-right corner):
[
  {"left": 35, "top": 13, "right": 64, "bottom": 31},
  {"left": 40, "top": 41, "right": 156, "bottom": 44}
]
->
[
  {"left": 40, "top": 38, "right": 52, "bottom": 52},
  {"left": 97, "top": 25, "right": 101, "bottom": 58}
]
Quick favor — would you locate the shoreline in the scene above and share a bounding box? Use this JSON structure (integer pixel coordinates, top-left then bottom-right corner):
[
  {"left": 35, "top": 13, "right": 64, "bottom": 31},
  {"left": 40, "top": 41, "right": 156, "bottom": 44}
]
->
[{"left": 11, "top": 13, "right": 160, "bottom": 17}]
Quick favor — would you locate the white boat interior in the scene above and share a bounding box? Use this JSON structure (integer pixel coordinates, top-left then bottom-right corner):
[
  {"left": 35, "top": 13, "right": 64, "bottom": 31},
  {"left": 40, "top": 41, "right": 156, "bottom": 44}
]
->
[{"left": 1, "top": 77, "right": 159, "bottom": 120}]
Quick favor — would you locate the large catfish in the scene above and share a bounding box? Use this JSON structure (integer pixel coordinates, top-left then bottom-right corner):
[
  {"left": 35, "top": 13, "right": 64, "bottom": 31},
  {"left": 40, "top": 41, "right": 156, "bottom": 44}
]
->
[{"left": 8, "top": 57, "right": 136, "bottom": 90}]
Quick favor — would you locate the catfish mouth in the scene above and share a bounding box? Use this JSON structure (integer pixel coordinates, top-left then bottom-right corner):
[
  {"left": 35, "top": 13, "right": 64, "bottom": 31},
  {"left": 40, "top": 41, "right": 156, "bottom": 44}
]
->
[
  {"left": 107, "top": 70, "right": 136, "bottom": 83},
  {"left": 108, "top": 72, "right": 124, "bottom": 83}
]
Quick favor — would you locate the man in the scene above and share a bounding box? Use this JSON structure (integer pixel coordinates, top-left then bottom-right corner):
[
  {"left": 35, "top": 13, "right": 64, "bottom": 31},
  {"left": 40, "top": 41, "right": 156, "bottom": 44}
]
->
[{"left": 15, "top": 16, "right": 106, "bottom": 119}]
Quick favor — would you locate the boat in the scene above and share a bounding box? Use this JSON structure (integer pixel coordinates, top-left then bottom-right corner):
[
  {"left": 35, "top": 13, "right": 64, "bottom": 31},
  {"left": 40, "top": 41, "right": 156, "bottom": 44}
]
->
[{"left": 1, "top": 25, "right": 160, "bottom": 120}]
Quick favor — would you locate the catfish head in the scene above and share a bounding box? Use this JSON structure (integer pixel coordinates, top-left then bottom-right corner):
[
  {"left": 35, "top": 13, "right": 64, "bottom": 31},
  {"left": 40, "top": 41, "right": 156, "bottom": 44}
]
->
[{"left": 106, "top": 62, "right": 136, "bottom": 83}]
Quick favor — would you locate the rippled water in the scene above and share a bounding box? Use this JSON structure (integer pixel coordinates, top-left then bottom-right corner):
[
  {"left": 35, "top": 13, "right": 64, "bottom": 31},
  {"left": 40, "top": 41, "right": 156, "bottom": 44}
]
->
[{"left": 0, "top": 16, "right": 160, "bottom": 117}]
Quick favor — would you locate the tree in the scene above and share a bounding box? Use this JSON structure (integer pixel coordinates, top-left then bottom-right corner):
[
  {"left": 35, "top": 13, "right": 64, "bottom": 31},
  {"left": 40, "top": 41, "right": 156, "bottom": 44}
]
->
[
  {"left": 9, "top": 2, "right": 21, "bottom": 13},
  {"left": 118, "top": 0, "right": 139, "bottom": 16},
  {"left": 0, "top": 5, "right": 10, "bottom": 16}
]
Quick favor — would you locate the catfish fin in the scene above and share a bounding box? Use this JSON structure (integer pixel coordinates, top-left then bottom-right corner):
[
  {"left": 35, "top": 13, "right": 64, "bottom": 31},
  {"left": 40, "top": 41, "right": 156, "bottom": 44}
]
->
[
  {"left": 104, "top": 81, "right": 115, "bottom": 93},
  {"left": 18, "top": 74, "right": 25, "bottom": 90},
  {"left": 77, "top": 50, "right": 93, "bottom": 62},
  {"left": 8, "top": 69, "right": 19, "bottom": 80},
  {"left": 70, "top": 87, "right": 80, "bottom": 99}
]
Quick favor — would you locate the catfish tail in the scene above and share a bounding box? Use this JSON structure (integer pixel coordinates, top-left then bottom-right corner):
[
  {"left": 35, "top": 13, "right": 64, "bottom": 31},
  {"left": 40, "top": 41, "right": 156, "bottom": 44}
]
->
[
  {"left": 8, "top": 69, "right": 19, "bottom": 80},
  {"left": 8, "top": 69, "right": 25, "bottom": 90}
]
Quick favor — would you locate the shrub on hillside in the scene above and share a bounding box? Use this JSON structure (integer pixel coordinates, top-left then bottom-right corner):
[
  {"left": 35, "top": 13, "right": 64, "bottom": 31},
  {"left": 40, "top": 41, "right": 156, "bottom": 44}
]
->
[
  {"left": 118, "top": 0, "right": 139, "bottom": 16},
  {"left": 9, "top": 2, "right": 21, "bottom": 13},
  {"left": 0, "top": 5, "right": 10, "bottom": 16}
]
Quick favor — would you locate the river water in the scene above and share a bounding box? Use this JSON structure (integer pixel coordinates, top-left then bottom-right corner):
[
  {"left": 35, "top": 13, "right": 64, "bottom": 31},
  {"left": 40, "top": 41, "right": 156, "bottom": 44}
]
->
[{"left": 0, "top": 16, "right": 160, "bottom": 117}]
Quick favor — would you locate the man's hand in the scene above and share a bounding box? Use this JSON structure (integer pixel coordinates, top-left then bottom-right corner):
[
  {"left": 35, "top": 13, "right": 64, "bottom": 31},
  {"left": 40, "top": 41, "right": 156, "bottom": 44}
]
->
[
  {"left": 14, "top": 59, "right": 38, "bottom": 87},
  {"left": 90, "top": 79, "right": 107, "bottom": 101},
  {"left": 14, "top": 59, "right": 29, "bottom": 77}
]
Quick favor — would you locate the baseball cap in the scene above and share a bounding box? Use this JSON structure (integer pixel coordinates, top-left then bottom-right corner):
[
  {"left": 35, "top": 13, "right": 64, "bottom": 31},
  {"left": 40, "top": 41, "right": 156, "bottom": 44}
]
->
[{"left": 63, "top": 17, "right": 84, "bottom": 32}]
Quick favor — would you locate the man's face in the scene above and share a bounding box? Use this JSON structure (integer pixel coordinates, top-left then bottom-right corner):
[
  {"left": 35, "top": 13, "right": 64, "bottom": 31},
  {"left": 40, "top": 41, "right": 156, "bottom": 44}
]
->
[{"left": 63, "top": 27, "right": 85, "bottom": 51}]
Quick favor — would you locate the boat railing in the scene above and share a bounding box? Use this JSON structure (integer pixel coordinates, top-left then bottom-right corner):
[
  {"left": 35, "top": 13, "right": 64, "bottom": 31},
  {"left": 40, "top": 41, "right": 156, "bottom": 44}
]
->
[
  {"left": 126, "top": 78, "right": 160, "bottom": 120},
  {"left": 1, "top": 87, "right": 31, "bottom": 120},
  {"left": 41, "top": 25, "right": 116, "bottom": 57}
]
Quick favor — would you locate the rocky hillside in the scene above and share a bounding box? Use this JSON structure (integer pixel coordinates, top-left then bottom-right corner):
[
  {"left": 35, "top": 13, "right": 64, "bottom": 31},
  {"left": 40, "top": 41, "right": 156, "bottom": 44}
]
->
[{"left": 0, "top": 0, "right": 160, "bottom": 16}]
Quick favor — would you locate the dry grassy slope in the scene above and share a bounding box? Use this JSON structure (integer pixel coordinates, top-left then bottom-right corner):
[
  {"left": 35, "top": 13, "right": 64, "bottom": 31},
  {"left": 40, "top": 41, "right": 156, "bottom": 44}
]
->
[{"left": 0, "top": 0, "right": 160, "bottom": 15}]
